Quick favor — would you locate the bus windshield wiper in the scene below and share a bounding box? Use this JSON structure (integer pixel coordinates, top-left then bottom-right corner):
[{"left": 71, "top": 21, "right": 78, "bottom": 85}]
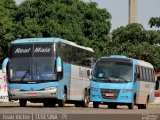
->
[{"left": 21, "top": 69, "right": 30, "bottom": 81}]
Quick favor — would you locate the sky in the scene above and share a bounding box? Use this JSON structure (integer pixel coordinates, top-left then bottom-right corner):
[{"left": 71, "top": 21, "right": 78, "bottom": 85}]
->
[{"left": 15, "top": 0, "right": 160, "bottom": 31}]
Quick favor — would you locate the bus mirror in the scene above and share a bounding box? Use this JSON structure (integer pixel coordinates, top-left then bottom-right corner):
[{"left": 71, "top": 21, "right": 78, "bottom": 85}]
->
[
  {"left": 56, "top": 57, "right": 62, "bottom": 72},
  {"left": 2, "top": 58, "right": 9, "bottom": 73},
  {"left": 155, "top": 79, "right": 160, "bottom": 90}
]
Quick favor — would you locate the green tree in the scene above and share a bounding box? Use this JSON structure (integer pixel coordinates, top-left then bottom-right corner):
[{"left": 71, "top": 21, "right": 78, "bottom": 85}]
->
[
  {"left": 108, "top": 23, "right": 160, "bottom": 71},
  {"left": 14, "top": 0, "right": 111, "bottom": 57},
  {"left": 149, "top": 17, "right": 160, "bottom": 28},
  {"left": 0, "top": 0, "right": 16, "bottom": 62}
]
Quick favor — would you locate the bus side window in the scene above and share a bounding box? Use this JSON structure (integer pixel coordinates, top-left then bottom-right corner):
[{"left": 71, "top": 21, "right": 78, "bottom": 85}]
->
[{"left": 146, "top": 68, "right": 149, "bottom": 82}]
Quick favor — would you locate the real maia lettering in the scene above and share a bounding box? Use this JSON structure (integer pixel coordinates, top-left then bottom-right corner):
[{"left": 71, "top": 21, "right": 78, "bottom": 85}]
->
[
  {"left": 15, "top": 48, "right": 31, "bottom": 54},
  {"left": 34, "top": 47, "right": 50, "bottom": 53}
]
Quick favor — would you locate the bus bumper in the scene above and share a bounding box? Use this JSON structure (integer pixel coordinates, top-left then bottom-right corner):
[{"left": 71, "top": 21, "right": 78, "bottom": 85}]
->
[{"left": 9, "top": 90, "right": 57, "bottom": 100}]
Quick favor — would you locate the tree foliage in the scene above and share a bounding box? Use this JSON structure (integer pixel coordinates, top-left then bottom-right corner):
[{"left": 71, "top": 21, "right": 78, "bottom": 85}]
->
[
  {"left": 149, "top": 17, "right": 160, "bottom": 28},
  {"left": 1, "top": 0, "right": 160, "bottom": 71},
  {"left": 0, "top": 0, "right": 16, "bottom": 62},
  {"left": 108, "top": 23, "right": 160, "bottom": 71},
  {"left": 14, "top": 0, "right": 111, "bottom": 57}
]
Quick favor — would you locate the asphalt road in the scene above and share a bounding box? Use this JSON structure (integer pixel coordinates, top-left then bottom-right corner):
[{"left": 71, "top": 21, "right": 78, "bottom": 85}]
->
[{"left": 0, "top": 102, "right": 160, "bottom": 120}]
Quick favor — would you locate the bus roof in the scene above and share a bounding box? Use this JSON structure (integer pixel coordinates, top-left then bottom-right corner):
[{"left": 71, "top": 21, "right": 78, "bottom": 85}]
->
[
  {"left": 100, "top": 55, "right": 154, "bottom": 69},
  {"left": 11, "top": 38, "right": 94, "bottom": 52}
]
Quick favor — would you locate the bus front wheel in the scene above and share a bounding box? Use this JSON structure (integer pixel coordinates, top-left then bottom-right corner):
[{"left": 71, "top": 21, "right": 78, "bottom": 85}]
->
[
  {"left": 19, "top": 100, "right": 27, "bottom": 107},
  {"left": 58, "top": 91, "right": 67, "bottom": 107}
]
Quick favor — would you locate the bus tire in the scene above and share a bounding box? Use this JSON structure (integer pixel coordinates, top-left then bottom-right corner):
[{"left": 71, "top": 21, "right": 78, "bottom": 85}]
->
[
  {"left": 58, "top": 90, "right": 67, "bottom": 107},
  {"left": 19, "top": 100, "right": 27, "bottom": 107},
  {"left": 93, "top": 102, "right": 99, "bottom": 108},
  {"left": 81, "top": 93, "right": 90, "bottom": 107}
]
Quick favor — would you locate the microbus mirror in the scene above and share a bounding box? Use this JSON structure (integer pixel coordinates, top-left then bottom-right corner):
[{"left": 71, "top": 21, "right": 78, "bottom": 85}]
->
[
  {"left": 87, "top": 70, "right": 91, "bottom": 76},
  {"left": 56, "top": 57, "right": 62, "bottom": 73},
  {"left": 134, "top": 73, "right": 140, "bottom": 80},
  {"left": 87, "top": 70, "right": 92, "bottom": 81}
]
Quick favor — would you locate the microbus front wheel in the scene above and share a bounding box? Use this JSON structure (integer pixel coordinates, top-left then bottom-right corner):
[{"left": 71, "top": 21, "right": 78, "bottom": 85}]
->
[
  {"left": 19, "top": 100, "right": 27, "bottom": 107},
  {"left": 93, "top": 102, "right": 99, "bottom": 108},
  {"left": 128, "top": 96, "right": 136, "bottom": 109}
]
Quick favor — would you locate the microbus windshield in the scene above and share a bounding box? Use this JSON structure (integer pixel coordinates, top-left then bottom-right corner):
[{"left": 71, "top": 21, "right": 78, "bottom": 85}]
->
[{"left": 93, "top": 58, "right": 133, "bottom": 83}]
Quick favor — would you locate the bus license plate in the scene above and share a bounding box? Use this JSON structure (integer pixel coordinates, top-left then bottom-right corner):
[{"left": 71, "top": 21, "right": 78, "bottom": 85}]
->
[
  {"left": 29, "top": 93, "right": 37, "bottom": 96},
  {"left": 106, "top": 93, "right": 114, "bottom": 97}
]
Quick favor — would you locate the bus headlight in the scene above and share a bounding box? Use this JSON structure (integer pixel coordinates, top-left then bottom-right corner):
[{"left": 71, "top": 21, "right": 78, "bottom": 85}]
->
[
  {"left": 45, "top": 86, "right": 57, "bottom": 92},
  {"left": 90, "top": 87, "right": 98, "bottom": 91},
  {"left": 123, "top": 89, "right": 132, "bottom": 92},
  {"left": 10, "top": 88, "right": 20, "bottom": 92}
]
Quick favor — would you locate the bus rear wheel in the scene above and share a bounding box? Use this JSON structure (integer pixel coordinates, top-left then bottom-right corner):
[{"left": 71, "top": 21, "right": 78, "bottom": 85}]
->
[
  {"left": 81, "top": 93, "right": 90, "bottom": 107},
  {"left": 19, "top": 100, "right": 27, "bottom": 107}
]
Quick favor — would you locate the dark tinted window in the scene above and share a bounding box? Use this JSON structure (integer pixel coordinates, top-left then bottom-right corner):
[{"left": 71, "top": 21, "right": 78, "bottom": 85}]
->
[{"left": 57, "top": 42, "right": 94, "bottom": 67}]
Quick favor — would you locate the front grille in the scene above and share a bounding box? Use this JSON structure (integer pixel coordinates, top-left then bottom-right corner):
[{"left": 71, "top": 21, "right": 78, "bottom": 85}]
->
[{"left": 101, "top": 89, "right": 120, "bottom": 99}]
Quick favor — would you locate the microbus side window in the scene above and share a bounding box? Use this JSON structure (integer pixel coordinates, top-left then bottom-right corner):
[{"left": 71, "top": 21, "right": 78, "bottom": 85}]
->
[
  {"left": 135, "top": 66, "right": 140, "bottom": 81},
  {"left": 139, "top": 67, "right": 143, "bottom": 81}
]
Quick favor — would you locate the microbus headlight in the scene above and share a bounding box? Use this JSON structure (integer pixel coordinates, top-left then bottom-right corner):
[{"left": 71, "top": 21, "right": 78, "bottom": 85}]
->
[
  {"left": 90, "top": 87, "right": 98, "bottom": 91},
  {"left": 45, "top": 86, "right": 57, "bottom": 91},
  {"left": 123, "top": 89, "right": 132, "bottom": 92}
]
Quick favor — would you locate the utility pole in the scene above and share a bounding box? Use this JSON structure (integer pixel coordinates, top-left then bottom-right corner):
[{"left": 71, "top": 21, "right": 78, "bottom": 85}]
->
[{"left": 129, "top": 0, "right": 137, "bottom": 24}]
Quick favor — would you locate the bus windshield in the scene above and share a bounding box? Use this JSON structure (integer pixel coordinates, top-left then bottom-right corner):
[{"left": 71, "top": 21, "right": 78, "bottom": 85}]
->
[
  {"left": 93, "top": 59, "right": 132, "bottom": 83},
  {"left": 9, "top": 43, "right": 56, "bottom": 82}
]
